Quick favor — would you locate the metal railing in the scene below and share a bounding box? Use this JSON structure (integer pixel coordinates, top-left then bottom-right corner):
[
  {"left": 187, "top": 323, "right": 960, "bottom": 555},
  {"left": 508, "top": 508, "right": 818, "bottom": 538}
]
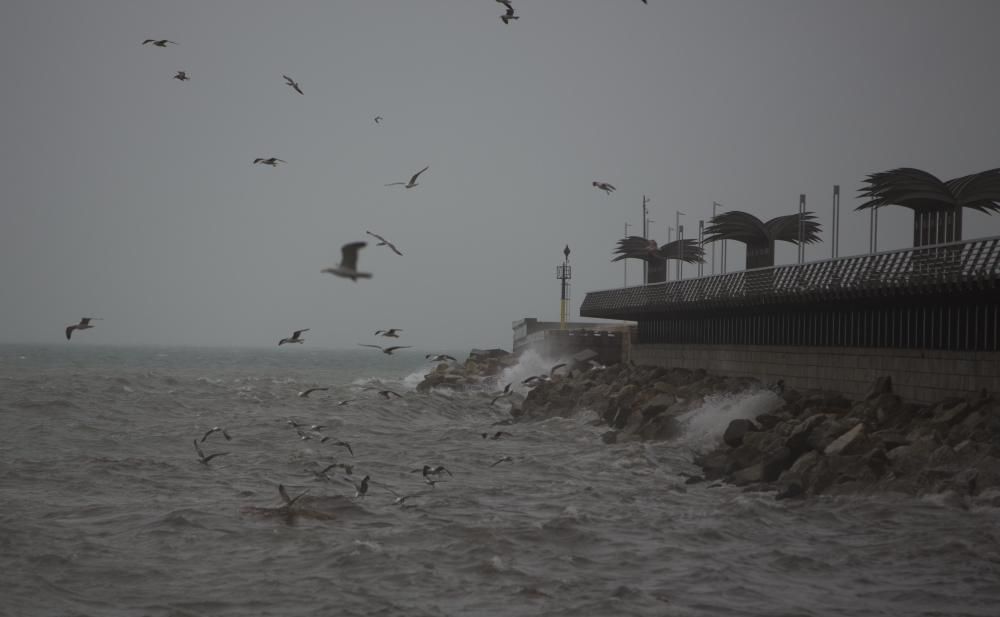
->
[{"left": 581, "top": 236, "right": 1000, "bottom": 318}]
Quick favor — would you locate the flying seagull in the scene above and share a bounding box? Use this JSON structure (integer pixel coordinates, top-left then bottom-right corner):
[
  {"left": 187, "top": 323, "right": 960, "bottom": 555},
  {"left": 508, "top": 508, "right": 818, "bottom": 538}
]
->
[
  {"left": 253, "top": 157, "right": 286, "bottom": 167},
  {"left": 549, "top": 363, "right": 568, "bottom": 377},
  {"left": 279, "top": 328, "right": 310, "bottom": 346},
  {"left": 363, "top": 387, "right": 403, "bottom": 400},
  {"left": 490, "top": 456, "right": 514, "bottom": 467},
  {"left": 359, "top": 344, "right": 411, "bottom": 355},
  {"left": 497, "top": 0, "right": 520, "bottom": 24},
  {"left": 278, "top": 484, "right": 309, "bottom": 508},
  {"left": 365, "top": 231, "right": 403, "bottom": 256},
  {"left": 374, "top": 115, "right": 383, "bottom": 124},
  {"left": 385, "top": 165, "right": 429, "bottom": 189},
  {"left": 411, "top": 465, "right": 453, "bottom": 478},
  {"left": 319, "top": 436, "right": 353, "bottom": 455},
  {"left": 142, "top": 39, "right": 177, "bottom": 47},
  {"left": 374, "top": 328, "right": 402, "bottom": 338},
  {"left": 65, "top": 317, "right": 100, "bottom": 340},
  {"left": 193, "top": 440, "right": 229, "bottom": 465},
  {"left": 490, "top": 383, "right": 513, "bottom": 405},
  {"left": 200, "top": 426, "right": 232, "bottom": 442},
  {"left": 298, "top": 387, "right": 329, "bottom": 398},
  {"left": 173, "top": 71, "right": 190, "bottom": 81},
  {"left": 321, "top": 242, "right": 372, "bottom": 282},
  {"left": 348, "top": 475, "right": 370, "bottom": 498},
  {"left": 593, "top": 181, "right": 616, "bottom": 194},
  {"left": 482, "top": 431, "right": 513, "bottom": 440},
  {"left": 426, "top": 354, "right": 457, "bottom": 363},
  {"left": 320, "top": 462, "right": 354, "bottom": 476},
  {"left": 282, "top": 74, "right": 304, "bottom": 95}
]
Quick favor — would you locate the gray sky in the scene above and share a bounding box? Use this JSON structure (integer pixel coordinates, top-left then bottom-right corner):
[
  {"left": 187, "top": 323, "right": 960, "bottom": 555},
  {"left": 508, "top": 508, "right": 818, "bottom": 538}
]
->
[{"left": 2, "top": 0, "right": 998, "bottom": 350}]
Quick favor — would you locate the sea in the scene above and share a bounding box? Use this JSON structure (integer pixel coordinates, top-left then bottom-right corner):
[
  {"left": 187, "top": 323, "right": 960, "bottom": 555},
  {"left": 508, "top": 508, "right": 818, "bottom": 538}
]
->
[{"left": 1, "top": 343, "right": 998, "bottom": 617}]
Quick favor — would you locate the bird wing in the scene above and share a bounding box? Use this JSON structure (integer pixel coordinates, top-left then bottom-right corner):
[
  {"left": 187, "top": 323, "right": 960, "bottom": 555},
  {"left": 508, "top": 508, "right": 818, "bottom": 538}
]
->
[
  {"left": 253, "top": 159, "right": 264, "bottom": 164},
  {"left": 550, "top": 363, "right": 567, "bottom": 376},
  {"left": 387, "top": 329, "right": 401, "bottom": 335},
  {"left": 203, "top": 452, "right": 230, "bottom": 463},
  {"left": 385, "top": 346, "right": 412, "bottom": 353},
  {"left": 384, "top": 182, "right": 406, "bottom": 187},
  {"left": 293, "top": 328, "right": 310, "bottom": 338},
  {"left": 292, "top": 83, "right": 303, "bottom": 95},
  {"left": 283, "top": 75, "right": 294, "bottom": 85},
  {"left": 80, "top": 317, "right": 93, "bottom": 326},
  {"left": 340, "top": 241, "right": 366, "bottom": 270},
  {"left": 164, "top": 40, "right": 177, "bottom": 45},
  {"left": 200, "top": 428, "right": 215, "bottom": 442},
  {"left": 65, "top": 325, "right": 75, "bottom": 340},
  {"left": 366, "top": 230, "right": 387, "bottom": 244},
  {"left": 193, "top": 439, "right": 205, "bottom": 459},
  {"left": 497, "top": 0, "right": 514, "bottom": 10},
  {"left": 409, "top": 166, "right": 430, "bottom": 184},
  {"left": 385, "top": 241, "right": 402, "bottom": 256},
  {"left": 439, "top": 466, "right": 453, "bottom": 477},
  {"left": 358, "top": 344, "right": 384, "bottom": 350},
  {"left": 273, "top": 159, "right": 287, "bottom": 164}
]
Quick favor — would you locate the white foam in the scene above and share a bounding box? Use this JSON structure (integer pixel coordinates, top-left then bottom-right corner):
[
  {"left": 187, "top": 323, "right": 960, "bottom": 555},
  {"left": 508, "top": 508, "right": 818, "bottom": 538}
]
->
[
  {"left": 675, "top": 389, "right": 783, "bottom": 453},
  {"left": 496, "top": 349, "right": 573, "bottom": 394}
]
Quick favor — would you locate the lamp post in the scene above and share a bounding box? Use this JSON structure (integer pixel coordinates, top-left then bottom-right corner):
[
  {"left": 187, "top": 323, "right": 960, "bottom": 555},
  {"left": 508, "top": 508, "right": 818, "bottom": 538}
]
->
[
  {"left": 832, "top": 185, "right": 840, "bottom": 259},
  {"left": 666, "top": 226, "right": 673, "bottom": 281},
  {"left": 712, "top": 202, "right": 726, "bottom": 274},
  {"left": 624, "top": 222, "right": 632, "bottom": 286},
  {"left": 698, "top": 220, "right": 704, "bottom": 277},
  {"left": 642, "top": 195, "right": 650, "bottom": 283},
  {"left": 676, "top": 211, "right": 686, "bottom": 279},
  {"left": 557, "top": 245, "right": 571, "bottom": 329}
]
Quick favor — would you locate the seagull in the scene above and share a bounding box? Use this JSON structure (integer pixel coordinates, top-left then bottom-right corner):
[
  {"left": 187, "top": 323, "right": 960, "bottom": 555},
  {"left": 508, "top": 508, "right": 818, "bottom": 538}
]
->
[
  {"left": 348, "top": 475, "right": 370, "bottom": 498},
  {"left": 423, "top": 475, "right": 447, "bottom": 488},
  {"left": 497, "top": 1, "right": 520, "bottom": 24},
  {"left": 320, "top": 462, "right": 354, "bottom": 476},
  {"left": 253, "top": 157, "right": 286, "bottom": 167},
  {"left": 296, "top": 429, "right": 314, "bottom": 441},
  {"left": 319, "top": 436, "right": 353, "bottom": 455},
  {"left": 385, "top": 165, "right": 429, "bottom": 189},
  {"left": 490, "top": 383, "right": 513, "bottom": 405},
  {"left": 309, "top": 424, "right": 327, "bottom": 432},
  {"left": 278, "top": 484, "right": 309, "bottom": 508},
  {"left": 365, "top": 231, "right": 403, "bottom": 256},
  {"left": 482, "top": 431, "right": 513, "bottom": 440},
  {"left": 521, "top": 375, "right": 549, "bottom": 386},
  {"left": 142, "top": 39, "right": 177, "bottom": 47},
  {"left": 374, "top": 328, "right": 402, "bottom": 338},
  {"left": 490, "top": 456, "right": 514, "bottom": 467},
  {"left": 200, "top": 426, "right": 232, "bottom": 442},
  {"left": 286, "top": 419, "right": 305, "bottom": 429},
  {"left": 374, "top": 115, "right": 383, "bottom": 124},
  {"left": 282, "top": 74, "right": 303, "bottom": 95},
  {"left": 173, "top": 71, "right": 190, "bottom": 81},
  {"left": 410, "top": 465, "right": 453, "bottom": 478},
  {"left": 549, "top": 363, "right": 568, "bottom": 377},
  {"left": 359, "top": 344, "right": 412, "bottom": 355},
  {"left": 65, "top": 317, "right": 100, "bottom": 340},
  {"left": 321, "top": 242, "right": 372, "bottom": 282},
  {"left": 298, "top": 387, "right": 329, "bottom": 398},
  {"left": 363, "top": 388, "right": 403, "bottom": 400},
  {"left": 426, "top": 354, "right": 457, "bottom": 363},
  {"left": 593, "top": 181, "right": 616, "bottom": 194},
  {"left": 193, "top": 440, "right": 229, "bottom": 465},
  {"left": 279, "top": 328, "right": 310, "bottom": 346}
]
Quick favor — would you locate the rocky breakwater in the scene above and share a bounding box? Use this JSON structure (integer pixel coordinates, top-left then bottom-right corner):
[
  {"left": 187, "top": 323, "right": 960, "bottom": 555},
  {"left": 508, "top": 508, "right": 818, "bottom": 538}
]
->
[
  {"left": 503, "top": 362, "right": 1000, "bottom": 504},
  {"left": 415, "top": 348, "right": 517, "bottom": 393}
]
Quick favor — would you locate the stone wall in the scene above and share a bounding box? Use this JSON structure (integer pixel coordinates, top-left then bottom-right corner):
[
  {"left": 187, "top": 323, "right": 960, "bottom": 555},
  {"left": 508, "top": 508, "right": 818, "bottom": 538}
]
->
[{"left": 631, "top": 344, "right": 1000, "bottom": 403}]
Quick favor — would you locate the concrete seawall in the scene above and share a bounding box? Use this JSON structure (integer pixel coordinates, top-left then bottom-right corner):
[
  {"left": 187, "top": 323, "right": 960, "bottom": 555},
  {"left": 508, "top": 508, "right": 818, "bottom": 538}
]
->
[{"left": 631, "top": 343, "right": 1000, "bottom": 403}]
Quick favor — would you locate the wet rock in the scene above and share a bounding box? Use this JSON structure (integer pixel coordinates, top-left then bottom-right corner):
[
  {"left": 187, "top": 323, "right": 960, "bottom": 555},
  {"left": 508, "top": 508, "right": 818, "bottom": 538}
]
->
[
  {"left": 640, "top": 393, "right": 676, "bottom": 420},
  {"left": 886, "top": 437, "right": 937, "bottom": 478},
  {"left": 761, "top": 446, "right": 794, "bottom": 482},
  {"left": 723, "top": 418, "right": 758, "bottom": 448},
  {"left": 731, "top": 463, "right": 763, "bottom": 486},
  {"left": 932, "top": 401, "right": 972, "bottom": 427},
  {"left": 785, "top": 414, "right": 828, "bottom": 456},
  {"left": 601, "top": 430, "right": 618, "bottom": 445},
  {"left": 824, "top": 423, "right": 867, "bottom": 456}
]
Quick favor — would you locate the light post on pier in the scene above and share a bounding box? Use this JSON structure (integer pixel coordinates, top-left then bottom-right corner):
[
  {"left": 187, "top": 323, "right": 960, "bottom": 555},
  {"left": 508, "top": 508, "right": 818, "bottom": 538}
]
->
[
  {"left": 712, "top": 202, "right": 726, "bottom": 274},
  {"left": 697, "top": 219, "right": 705, "bottom": 277},
  {"left": 557, "top": 245, "right": 571, "bottom": 330},
  {"left": 676, "top": 211, "right": 686, "bottom": 279},
  {"left": 666, "top": 226, "right": 673, "bottom": 281},
  {"left": 641, "top": 195, "right": 650, "bottom": 283},
  {"left": 624, "top": 222, "right": 632, "bottom": 286}
]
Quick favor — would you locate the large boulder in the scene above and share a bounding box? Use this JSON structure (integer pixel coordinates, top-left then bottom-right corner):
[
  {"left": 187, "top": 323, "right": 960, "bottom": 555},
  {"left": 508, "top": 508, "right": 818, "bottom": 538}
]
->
[
  {"left": 723, "top": 419, "right": 758, "bottom": 448},
  {"left": 824, "top": 423, "right": 868, "bottom": 456}
]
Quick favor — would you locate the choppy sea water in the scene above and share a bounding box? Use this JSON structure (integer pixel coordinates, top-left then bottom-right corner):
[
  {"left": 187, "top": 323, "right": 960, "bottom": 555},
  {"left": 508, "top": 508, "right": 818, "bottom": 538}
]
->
[{"left": 1, "top": 344, "right": 998, "bottom": 617}]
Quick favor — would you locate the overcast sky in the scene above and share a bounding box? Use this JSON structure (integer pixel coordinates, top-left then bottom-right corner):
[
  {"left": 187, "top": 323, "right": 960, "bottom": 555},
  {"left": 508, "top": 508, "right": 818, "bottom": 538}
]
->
[{"left": 2, "top": 0, "right": 998, "bottom": 350}]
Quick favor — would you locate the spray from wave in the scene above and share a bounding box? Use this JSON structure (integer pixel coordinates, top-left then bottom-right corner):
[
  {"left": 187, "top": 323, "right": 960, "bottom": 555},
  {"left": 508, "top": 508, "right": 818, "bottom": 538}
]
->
[{"left": 674, "top": 389, "right": 783, "bottom": 453}]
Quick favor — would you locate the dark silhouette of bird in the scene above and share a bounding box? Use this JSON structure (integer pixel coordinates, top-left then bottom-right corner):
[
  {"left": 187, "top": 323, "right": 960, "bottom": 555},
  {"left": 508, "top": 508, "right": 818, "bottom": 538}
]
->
[
  {"left": 365, "top": 231, "right": 403, "bottom": 256},
  {"left": 375, "top": 328, "right": 402, "bottom": 338},
  {"left": 278, "top": 484, "right": 309, "bottom": 507},
  {"left": 66, "top": 317, "right": 100, "bottom": 340},
  {"left": 142, "top": 39, "right": 177, "bottom": 47},
  {"left": 322, "top": 242, "right": 371, "bottom": 281},
  {"left": 173, "top": 71, "right": 190, "bottom": 81},
  {"left": 279, "top": 328, "right": 310, "bottom": 346},
  {"left": 200, "top": 426, "right": 231, "bottom": 442},
  {"left": 359, "top": 344, "right": 411, "bottom": 355},
  {"left": 253, "top": 157, "right": 286, "bottom": 167},
  {"left": 193, "top": 440, "right": 229, "bottom": 465},
  {"left": 282, "top": 74, "right": 303, "bottom": 95},
  {"left": 385, "top": 166, "right": 429, "bottom": 189},
  {"left": 298, "top": 387, "right": 329, "bottom": 398},
  {"left": 593, "top": 181, "right": 616, "bottom": 194},
  {"left": 482, "top": 431, "right": 513, "bottom": 440}
]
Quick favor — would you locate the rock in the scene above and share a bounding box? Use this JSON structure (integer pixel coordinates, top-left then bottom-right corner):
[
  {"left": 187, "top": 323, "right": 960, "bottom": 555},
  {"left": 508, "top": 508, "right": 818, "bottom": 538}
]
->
[
  {"left": 785, "top": 414, "right": 828, "bottom": 456},
  {"left": 865, "top": 376, "right": 893, "bottom": 401},
  {"left": 775, "top": 480, "right": 804, "bottom": 500},
  {"left": 824, "top": 423, "right": 867, "bottom": 456},
  {"left": 886, "top": 437, "right": 937, "bottom": 477},
  {"left": 806, "top": 417, "right": 852, "bottom": 452},
  {"left": 731, "top": 463, "right": 763, "bottom": 486},
  {"left": 932, "top": 401, "right": 972, "bottom": 427},
  {"left": 723, "top": 419, "right": 758, "bottom": 448},
  {"left": 754, "top": 413, "right": 783, "bottom": 430},
  {"left": 761, "top": 446, "right": 793, "bottom": 482},
  {"left": 652, "top": 381, "right": 674, "bottom": 394},
  {"left": 601, "top": 431, "right": 618, "bottom": 445},
  {"left": 640, "top": 393, "right": 676, "bottom": 420},
  {"left": 871, "top": 430, "right": 910, "bottom": 451}
]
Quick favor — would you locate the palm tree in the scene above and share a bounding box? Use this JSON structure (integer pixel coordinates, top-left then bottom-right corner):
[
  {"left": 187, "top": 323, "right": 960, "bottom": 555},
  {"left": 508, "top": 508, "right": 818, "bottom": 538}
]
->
[
  {"left": 855, "top": 167, "right": 1000, "bottom": 246},
  {"left": 612, "top": 237, "right": 704, "bottom": 284},
  {"left": 702, "top": 211, "right": 822, "bottom": 269}
]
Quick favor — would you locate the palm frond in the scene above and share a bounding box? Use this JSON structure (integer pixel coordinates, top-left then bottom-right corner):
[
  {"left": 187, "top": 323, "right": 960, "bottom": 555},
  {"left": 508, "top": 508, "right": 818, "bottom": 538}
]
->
[
  {"left": 856, "top": 167, "right": 1000, "bottom": 213},
  {"left": 764, "top": 212, "right": 823, "bottom": 244}
]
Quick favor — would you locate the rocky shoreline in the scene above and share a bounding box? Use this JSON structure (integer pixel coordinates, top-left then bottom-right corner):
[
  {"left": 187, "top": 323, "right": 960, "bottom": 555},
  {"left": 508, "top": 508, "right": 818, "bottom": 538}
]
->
[{"left": 420, "top": 350, "right": 1000, "bottom": 505}]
